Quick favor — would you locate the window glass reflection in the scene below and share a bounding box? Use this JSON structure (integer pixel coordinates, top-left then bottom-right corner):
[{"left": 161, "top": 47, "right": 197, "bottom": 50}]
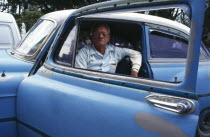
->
[{"left": 15, "top": 20, "right": 55, "bottom": 55}]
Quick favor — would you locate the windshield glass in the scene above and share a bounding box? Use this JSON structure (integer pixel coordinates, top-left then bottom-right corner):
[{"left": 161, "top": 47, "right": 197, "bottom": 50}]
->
[{"left": 15, "top": 19, "right": 55, "bottom": 55}]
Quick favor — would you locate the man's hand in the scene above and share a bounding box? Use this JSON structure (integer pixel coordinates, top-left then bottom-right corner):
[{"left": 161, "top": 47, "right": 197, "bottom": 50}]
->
[{"left": 131, "top": 70, "right": 138, "bottom": 77}]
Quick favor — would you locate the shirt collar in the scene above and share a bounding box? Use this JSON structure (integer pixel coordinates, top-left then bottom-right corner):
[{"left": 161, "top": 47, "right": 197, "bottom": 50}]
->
[{"left": 89, "top": 44, "right": 114, "bottom": 56}]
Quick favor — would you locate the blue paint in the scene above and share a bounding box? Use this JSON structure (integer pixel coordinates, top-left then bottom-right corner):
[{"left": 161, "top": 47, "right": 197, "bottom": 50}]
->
[
  {"left": 0, "top": 0, "right": 207, "bottom": 136},
  {"left": 17, "top": 70, "right": 199, "bottom": 137},
  {"left": 0, "top": 122, "right": 17, "bottom": 137}
]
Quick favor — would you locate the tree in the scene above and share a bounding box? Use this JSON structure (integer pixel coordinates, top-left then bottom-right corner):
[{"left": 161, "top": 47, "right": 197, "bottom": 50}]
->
[
  {"left": 0, "top": 0, "right": 9, "bottom": 12},
  {"left": 16, "top": 6, "right": 43, "bottom": 31}
]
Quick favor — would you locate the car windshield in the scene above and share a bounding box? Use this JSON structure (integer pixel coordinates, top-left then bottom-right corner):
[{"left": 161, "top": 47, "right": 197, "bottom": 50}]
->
[{"left": 14, "top": 19, "right": 55, "bottom": 56}]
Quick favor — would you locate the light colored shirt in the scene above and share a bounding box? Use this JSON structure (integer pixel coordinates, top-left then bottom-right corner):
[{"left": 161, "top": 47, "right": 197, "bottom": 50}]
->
[{"left": 75, "top": 44, "right": 141, "bottom": 73}]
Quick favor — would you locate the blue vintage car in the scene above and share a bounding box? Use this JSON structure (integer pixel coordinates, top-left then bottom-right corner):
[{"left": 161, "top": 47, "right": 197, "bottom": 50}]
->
[{"left": 1, "top": 0, "right": 209, "bottom": 137}]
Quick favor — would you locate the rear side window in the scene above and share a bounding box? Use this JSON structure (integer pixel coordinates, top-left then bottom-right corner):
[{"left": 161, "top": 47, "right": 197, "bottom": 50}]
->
[
  {"left": 0, "top": 24, "right": 14, "bottom": 47},
  {"left": 149, "top": 30, "right": 188, "bottom": 58}
]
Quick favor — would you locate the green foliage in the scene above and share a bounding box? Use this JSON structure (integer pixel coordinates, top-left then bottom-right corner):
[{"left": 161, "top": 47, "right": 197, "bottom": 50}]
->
[{"left": 16, "top": 6, "right": 43, "bottom": 30}]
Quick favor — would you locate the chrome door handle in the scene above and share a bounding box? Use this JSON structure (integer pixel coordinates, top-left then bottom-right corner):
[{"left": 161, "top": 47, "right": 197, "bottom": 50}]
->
[{"left": 145, "top": 95, "right": 195, "bottom": 114}]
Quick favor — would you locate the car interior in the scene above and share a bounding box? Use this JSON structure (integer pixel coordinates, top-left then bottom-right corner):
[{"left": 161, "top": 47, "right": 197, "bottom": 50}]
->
[{"left": 75, "top": 19, "right": 151, "bottom": 78}]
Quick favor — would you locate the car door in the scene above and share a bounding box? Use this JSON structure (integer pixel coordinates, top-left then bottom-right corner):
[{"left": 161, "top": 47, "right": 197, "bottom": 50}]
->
[{"left": 16, "top": 0, "right": 206, "bottom": 137}]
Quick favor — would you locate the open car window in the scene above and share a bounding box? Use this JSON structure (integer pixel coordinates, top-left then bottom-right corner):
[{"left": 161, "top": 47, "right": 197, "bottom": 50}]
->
[
  {"left": 75, "top": 20, "right": 142, "bottom": 74},
  {"left": 54, "top": 19, "right": 143, "bottom": 76},
  {"left": 15, "top": 19, "right": 55, "bottom": 56}
]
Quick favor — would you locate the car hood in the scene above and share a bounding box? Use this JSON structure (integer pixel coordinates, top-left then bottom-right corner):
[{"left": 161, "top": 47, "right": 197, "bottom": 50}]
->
[{"left": 0, "top": 49, "right": 33, "bottom": 73}]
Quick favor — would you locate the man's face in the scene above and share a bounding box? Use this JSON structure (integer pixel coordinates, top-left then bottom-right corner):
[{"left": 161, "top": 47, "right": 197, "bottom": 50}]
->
[{"left": 91, "top": 26, "right": 110, "bottom": 47}]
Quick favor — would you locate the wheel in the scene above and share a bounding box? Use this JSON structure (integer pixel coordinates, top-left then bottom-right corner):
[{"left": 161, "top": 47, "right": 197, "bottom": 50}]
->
[{"left": 197, "top": 108, "right": 210, "bottom": 137}]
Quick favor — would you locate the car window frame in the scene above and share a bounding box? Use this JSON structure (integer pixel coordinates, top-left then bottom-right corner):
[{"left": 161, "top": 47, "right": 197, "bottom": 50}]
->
[
  {"left": 146, "top": 26, "right": 210, "bottom": 61},
  {"left": 145, "top": 23, "right": 210, "bottom": 63}
]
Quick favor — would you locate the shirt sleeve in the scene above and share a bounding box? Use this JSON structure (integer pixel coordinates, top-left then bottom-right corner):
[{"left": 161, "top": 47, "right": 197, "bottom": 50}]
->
[
  {"left": 115, "top": 46, "right": 142, "bottom": 73},
  {"left": 75, "top": 48, "right": 88, "bottom": 69},
  {"left": 129, "top": 49, "right": 142, "bottom": 73}
]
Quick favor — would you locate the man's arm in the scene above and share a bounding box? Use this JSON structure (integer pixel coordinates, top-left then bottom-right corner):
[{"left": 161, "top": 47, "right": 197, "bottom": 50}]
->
[{"left": 129, "top": 49, "right": 142, "bottom": 77}]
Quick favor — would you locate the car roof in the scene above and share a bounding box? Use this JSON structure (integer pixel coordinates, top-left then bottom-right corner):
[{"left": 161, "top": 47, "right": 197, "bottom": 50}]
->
[
  {"left": 80, "top": 12, "right": 190, "bottom": 34},
  {"left": 40, "top": 10, "right": 76, "bottom": 25},
  {"left": 0, "top": 12, "right": 16, "bottom": 23}
]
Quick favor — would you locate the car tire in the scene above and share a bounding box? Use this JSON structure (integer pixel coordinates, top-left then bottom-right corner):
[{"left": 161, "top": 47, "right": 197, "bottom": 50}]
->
[{"left": 196, "top": 108, "right": 210, "bottom": 137}]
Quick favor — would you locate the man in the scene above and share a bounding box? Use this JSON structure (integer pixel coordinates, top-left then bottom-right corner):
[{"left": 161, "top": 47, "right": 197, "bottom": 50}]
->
[{"left": 75, "top": 23, "right": 142, "bottom": 77}]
